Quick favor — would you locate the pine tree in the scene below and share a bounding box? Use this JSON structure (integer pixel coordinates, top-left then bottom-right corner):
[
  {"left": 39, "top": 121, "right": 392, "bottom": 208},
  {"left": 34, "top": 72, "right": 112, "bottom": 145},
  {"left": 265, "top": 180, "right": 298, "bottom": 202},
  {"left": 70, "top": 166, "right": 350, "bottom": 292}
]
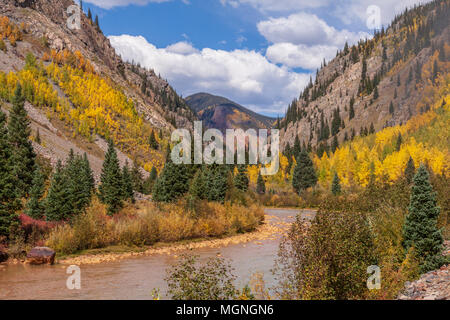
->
[
  {"left": 369, "top": 123, "right": 375, "bottom": 134},
  {"left": 373, "top": 86, "right": 379, "bottom": 99},
  {"left": 25, "top": 165, "right": 45, "bottom": 219},
  {"left": 205, "top": 165, "right": 229, "bottom": 203},
  {"left": 402, "top": 165, "right": 446, "bottom": 273},
  {"left": 234, "top": 165, "right": 249, "bottom": 192},
  {"left": 256, "top": 172, "right": 266, "bottom": 195},
  {"left": 98, "top": 140, "right": 123, "bottom": 215},
  {"left": 349, "top": 102, "right": 355, "bottom": 120},
  {"left": 45, "top": 160, "right": 72, "bottom": 221},
  {"left": 404, "top": 156, "right": 415, "bottom": 184},
  {"left": 152, "top": 154, "right": 189, "bottom": 203},
  {"left": 65, "top": 151, "right": 92, "bottom": 215},
  {"left": 87, "top": 8, "right": 92, "bottom": 21},
  {"left": 8, "top": 84, "right": 36, "bottom": 198},
  {"left": 331, "top": 172, "right": 341, "bottom": 196},
  {"left": 189, "top": 170, "right": 206, "bottom": 200},
  {"left": 292, "top": 151, "right": 317, "bottom": 195},
  {"left": 0, "top": 110, "right": 19, "bottom": 238},
  {"left": 149, "top": 130, "right": 159, "bottom": 150},
  {"left": 94, "top": 15, "right": 99, "bottom": 29},
  {"left": 142, "top": 167, "right": 158, "bottom": 195},
  {"left": 331, "top": 136, "right": 339, "bottom": 153},
  {"left": 396, "top": 133, "right": 403, "bottom": 151},
  {"left": 389, "top": 101, "right": 395, "bottom": 114},
  {"left": 131, "top": 161, "right": 143, "bottom": 193},
  {"left": 121, "top": 161, "right": 134, "bottom": 203},
  {"left": 293, "top": 135, "right": 301, "bottom": 160}
]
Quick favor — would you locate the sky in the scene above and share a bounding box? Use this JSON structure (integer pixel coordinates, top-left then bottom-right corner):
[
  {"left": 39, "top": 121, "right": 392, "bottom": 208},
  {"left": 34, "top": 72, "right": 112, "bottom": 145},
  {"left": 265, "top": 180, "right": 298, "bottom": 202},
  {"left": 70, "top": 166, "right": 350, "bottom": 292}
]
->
[{"left": 81, "top": 0, "right": 431, "bottom": 117}]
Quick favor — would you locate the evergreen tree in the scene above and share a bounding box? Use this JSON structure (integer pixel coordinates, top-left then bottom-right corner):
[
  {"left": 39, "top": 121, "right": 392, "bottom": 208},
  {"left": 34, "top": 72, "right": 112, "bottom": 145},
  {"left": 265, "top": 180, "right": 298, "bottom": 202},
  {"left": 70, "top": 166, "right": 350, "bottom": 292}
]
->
[
  {"left": 205, "top": 165, "right": 229, "bottom": 203},
  {"left": 149, "top": 130, "right": 159, "bottom": 150},
  {"left": 94, "top": 15, "right": 99, "bottom": 29},
  {"left": 98, "top": 140, "right": 123, "bottom": 215},
  {"left": 256, "top": 172, "right": 266, "bottom": 195},
  {"left": 402, "top": 165, "right": 447, "bottom": 273},
  {"left": 373, "top": 86, "right": 379, "bottom": 99},
  {"left": 142, "top": 167, "right": 158, "bottom": 195},
  {"left": 404, "top": 156, "right": 416, "bottom": 184},
  {"left": 369, "top": 123, "right": 375, "bottom": 134},
  {"left": 45, "top": 160, "right": 72, "bottom": 221},
  {"left": 189, "top": 169, "right": 206, "bottom": 200},
  {"left": 87, "top": 8, "right": 92, "bottom": 21},
  {"left": 234, "top": 165, "right": 249, "bottom": 192},
  {"left": 349, "top": 102, "right": 355, "bottom": 120},
  {"left": 0, "top": 110, "right": 19, "bottom": 237},
  {"left": 331, "top": 136, "right": 339, "bottom": 153},
  {"left": 389, "top": 101, "right": 395, "bottom": 114},
  {"left": 293, "top": 135, "right": 302, "bottom": 160},
  {"left": 396, "top": 133, "right": 403, "bottom": 151},
  {"left": 8, "top": 84, "right": 36, "bottom": 198},
  {"left": 292, "top": 151, "right": 317, "bottom": 195},
  {"left": 25, "top": 165, "right": 45, "bottom": 219},
  {"left": 152, "top": 154, "right": 189, "bottom": 202},
  {"left": 131, "top": 160, "right": 143, "bottom": 193},
  {"left": 331, "top": 172, "right": 341, "bottom": 196},
  {"left": 66, "top": 151, "right": 92, "bottom": 215},
  {"left": 121, "top": 161, "right": 134, "bottom": 203}
]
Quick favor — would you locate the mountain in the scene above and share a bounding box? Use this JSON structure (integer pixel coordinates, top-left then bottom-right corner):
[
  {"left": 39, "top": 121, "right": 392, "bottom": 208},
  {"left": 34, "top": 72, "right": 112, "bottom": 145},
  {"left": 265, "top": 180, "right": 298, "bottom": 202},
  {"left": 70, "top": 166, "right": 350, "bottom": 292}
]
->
[
  {"left": 0, "top": 0, "right": 196, "bottom": 178},
  {"left": 185, "top": 92, "right": 276, "bottom": 132},
  {"left": 280, "top": 0, "right": 449, "bottom": 154}
]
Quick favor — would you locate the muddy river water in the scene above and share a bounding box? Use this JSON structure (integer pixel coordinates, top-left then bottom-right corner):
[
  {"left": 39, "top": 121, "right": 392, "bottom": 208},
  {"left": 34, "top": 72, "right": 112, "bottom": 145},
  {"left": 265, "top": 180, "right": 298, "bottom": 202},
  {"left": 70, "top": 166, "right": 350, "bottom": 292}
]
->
[{"left": 0, "top": 208, "right": 315, "bottom": 300}]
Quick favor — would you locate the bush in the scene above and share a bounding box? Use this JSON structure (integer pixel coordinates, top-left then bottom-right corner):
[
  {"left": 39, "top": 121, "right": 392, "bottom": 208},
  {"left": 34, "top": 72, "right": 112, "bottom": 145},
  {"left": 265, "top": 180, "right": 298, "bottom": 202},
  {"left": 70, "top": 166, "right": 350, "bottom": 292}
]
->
[
  {"left": 165, "top": 254, "right": 238, "bottom": 300},
  {"left": 46, "top": 199, "right": 265, "bottom": 255}
]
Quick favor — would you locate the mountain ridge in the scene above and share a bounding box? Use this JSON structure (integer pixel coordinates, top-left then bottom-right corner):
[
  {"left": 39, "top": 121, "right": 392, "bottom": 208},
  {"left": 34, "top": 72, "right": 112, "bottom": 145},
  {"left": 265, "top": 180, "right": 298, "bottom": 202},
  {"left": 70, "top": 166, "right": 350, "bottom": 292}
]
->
[{"left": 185, "top": 92, "right": 276, "bottom": 132}]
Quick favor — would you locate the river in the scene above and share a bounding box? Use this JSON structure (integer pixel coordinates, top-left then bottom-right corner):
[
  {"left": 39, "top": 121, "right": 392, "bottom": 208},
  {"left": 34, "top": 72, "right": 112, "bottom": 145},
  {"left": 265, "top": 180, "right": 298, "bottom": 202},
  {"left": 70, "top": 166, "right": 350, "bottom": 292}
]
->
[{"left": 0, "top": 208, "right": 315, "bottom": 300}]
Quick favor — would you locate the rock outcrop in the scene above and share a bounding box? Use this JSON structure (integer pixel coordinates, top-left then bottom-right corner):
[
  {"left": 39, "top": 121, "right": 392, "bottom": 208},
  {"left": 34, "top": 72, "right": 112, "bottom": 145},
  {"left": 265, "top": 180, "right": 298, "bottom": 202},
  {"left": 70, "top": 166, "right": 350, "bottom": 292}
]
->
[{"left": 26, "top": 247, "right": 56, "bottom": 265}]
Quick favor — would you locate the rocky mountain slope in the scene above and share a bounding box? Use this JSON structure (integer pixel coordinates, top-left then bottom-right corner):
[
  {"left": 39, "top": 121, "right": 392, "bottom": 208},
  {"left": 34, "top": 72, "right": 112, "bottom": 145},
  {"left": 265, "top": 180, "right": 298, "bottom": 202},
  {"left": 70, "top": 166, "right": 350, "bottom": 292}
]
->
[
  {"left": 280, "top": 0, "right": 449, "bottom": 152},
  {"left": 186, "top": 92, "right": 275, "bottom": 132},
  {"left": 0, "top": 0, "right": 195, "bottom": 175}
]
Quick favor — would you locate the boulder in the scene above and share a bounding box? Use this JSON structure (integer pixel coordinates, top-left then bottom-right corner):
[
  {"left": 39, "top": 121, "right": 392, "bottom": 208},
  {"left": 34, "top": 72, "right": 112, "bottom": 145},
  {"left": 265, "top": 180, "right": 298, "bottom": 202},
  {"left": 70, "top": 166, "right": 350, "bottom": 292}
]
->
[{"left": 26, "top": 247, "right": 56, "bottom": 265}]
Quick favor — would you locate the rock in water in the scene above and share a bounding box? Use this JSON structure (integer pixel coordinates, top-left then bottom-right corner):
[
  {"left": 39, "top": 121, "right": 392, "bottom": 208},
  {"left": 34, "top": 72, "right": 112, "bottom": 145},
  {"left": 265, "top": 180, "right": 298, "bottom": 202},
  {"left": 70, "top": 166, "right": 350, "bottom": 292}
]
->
[{"left": 26, "top": 247, "right": 56, "bottom": 265}]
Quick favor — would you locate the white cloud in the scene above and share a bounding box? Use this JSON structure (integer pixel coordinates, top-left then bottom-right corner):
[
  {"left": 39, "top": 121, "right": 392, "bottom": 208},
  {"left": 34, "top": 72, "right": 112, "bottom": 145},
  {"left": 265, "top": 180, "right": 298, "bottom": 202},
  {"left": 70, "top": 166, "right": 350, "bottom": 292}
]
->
[
  {"left": 257, "top": 12, "right": 369, "bottom": 69},
  {"left": 109, "top": 35, "right": 309, "bottom": 114},
  {"left": 165, "top": 41, "right": 198, "bottom": 55},
  {"left": 258, "top": 12, "right": 369, "bottom": 48},
  {"left": 220, "top": 0, "right": 329, "bottom": 13},
  {"left": 84, "top": 0, "right": 170, "bottom": 9},
  {"left": 334, "top": 0, "right": 434, "bottom": 26},
  {"left": 266, "top": 43, "right": 337, "bottom": 70}
]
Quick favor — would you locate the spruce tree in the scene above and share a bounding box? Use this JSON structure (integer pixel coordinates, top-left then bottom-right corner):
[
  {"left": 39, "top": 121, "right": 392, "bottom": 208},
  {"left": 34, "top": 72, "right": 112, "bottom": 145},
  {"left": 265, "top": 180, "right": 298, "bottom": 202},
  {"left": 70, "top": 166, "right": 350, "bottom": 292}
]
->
[
  {"left": 8, "top": 84, "right": 36, "bottom": 198},
  {"left": 189, "top": 169, "right": 206, "bottom": 200},
  {"left": 65, "top": 150, "right": 91, "bottom": 215},
  {"left": 152, "top": 154, "right": 189, "bottom": 202},
  {"left": 389, "top": 101, "right": 395, "bottom": 114},
  {"left": 331, "top": 172, "right": 341, "bottom": 196},
  {"left": 121, "top": 161, "right": 134, "bottom": 202},
  {"left": 256, "top": 172, "right": 266, "bottom": 195},
  {"left": 331, "top": 136, "right": 339, "bottom": 153},
  {"left": 293, "top": 135, "right": 301, "bottom": 160},
  {"left": 205, "top": 165, "right": 229, "bottom": 203},
  {"left": 25, "top": 165, "right": 45, "bottom": 219},
  {"left": 131, "top": 161, "right": 143, "bottom": 193},
  {"left": 404, "top": 156, "right": 415, "bottom": 184},
  {"left": 149, "top": 130, "right": 159, "bottom": 150},
  {"left": 142, "top": 167, "right": 157, "bottom": 195},
  {"left": 402, "top": 165, "right": 446, "bottom": 273},
  {"left": 396, "top": 133, "right": 403, "bottom": 151},
  {"left": 0, "top": 110, "right": 19, "bottom": 237},
  {"left": 292, "top": 151, "right": 317, "bottom": 195},
  {"left": 234, "top": 165, "right": 249, "bottom": 192},
  {"left": 98, "top": 140, "right": 124, "bottom": 215},
  {"left": 45, "top": 160, "right": 72, "bottom": 221}
]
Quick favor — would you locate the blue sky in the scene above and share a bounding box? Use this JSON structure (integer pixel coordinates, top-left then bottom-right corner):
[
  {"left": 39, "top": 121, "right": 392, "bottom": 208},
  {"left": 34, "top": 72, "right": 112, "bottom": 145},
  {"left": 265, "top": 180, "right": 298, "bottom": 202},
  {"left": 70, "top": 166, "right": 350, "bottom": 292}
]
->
[{"left": 81, "top": 0, "right": 429, "bottom": 116}]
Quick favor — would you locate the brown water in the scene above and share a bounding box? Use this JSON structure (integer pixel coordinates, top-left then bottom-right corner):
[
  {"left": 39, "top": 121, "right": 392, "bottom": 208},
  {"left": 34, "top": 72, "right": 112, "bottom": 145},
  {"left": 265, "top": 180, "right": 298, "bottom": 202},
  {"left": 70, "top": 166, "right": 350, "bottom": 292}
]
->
[{"left": 0, "top": 209, "right": 314, "bottom": 300}]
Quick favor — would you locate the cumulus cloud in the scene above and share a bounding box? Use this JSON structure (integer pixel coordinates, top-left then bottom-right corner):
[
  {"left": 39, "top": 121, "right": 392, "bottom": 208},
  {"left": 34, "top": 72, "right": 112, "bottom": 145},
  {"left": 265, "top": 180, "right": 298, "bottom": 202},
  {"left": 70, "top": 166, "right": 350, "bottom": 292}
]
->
[
  {"left": 334, "top": 0, "right": 434, "bottom": 26},
  {"left": 258, "top": 12, "right": 369, "bottom": 69},
  {"left": 258, "top": 12, "right": 369, "bottom": 48},
  {"left": 109, "top": 35, "right": 309, "bottom": 114},
  {"left": 266, "top": 43, "right": 337, "bottom": 70}
]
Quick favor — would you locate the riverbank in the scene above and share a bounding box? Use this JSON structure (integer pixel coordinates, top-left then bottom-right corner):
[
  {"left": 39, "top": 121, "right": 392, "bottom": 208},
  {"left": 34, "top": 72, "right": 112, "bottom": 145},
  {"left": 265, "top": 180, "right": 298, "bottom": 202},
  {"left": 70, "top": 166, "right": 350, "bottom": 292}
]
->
[{"left": 57, "top": 210, "right": 306, "bottom": 265}]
